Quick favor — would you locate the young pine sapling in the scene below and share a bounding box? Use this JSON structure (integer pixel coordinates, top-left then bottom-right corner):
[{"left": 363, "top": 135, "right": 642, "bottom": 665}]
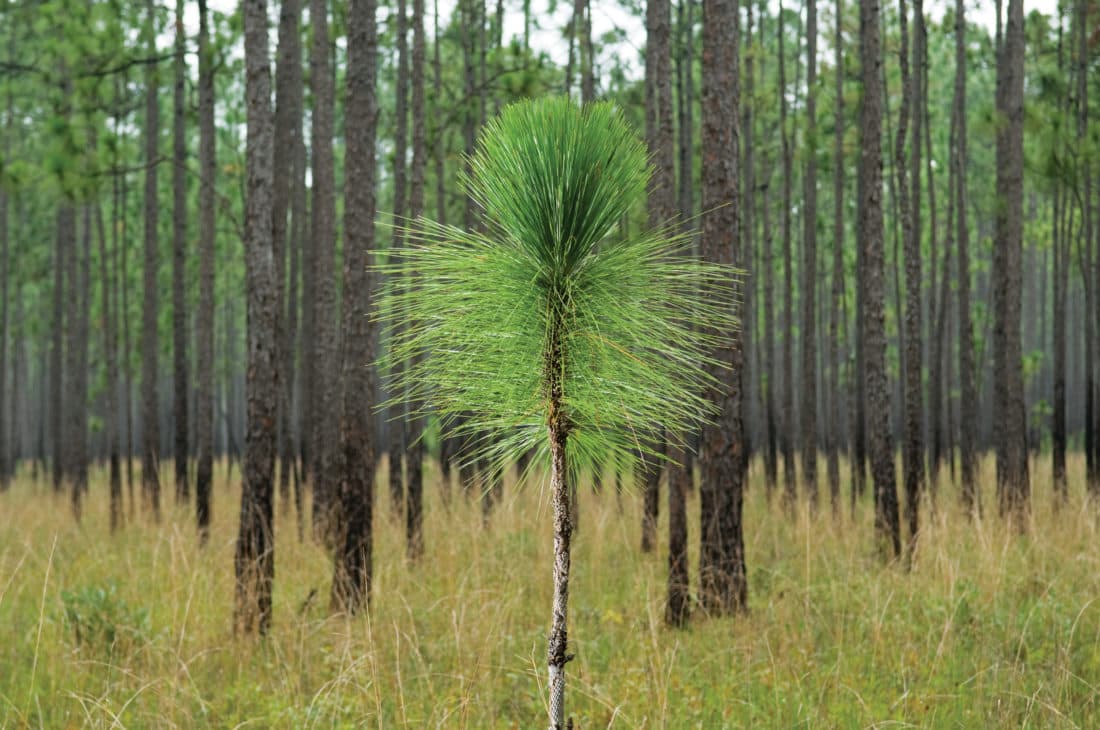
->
[{"left": 380, "top": 97, "right": 738, "bottom": 730}]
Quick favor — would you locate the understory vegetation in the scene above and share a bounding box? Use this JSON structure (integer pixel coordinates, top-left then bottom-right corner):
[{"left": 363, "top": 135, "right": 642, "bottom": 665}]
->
[{"left": 2, "top": 454, "right": 1098, "bottom": 728}]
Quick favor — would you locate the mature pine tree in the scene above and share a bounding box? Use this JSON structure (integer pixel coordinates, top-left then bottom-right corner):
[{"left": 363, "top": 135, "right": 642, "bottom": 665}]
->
[
  {"left": 699, "top": 0, "right": 746, "bottom": 614},
  {"left": 827, "top": 0, "right": 845, "bottom": 515},
  {"left": 235, "top": 0, "right": 279, "bottom": 635},
  {"left": 642, "top": 0, "right": 673, "bottom": 554},
  {"left": 778, "top": 1, "right": 797, "bottom": 510},
  {"left": 310, "top": 0, "right": 339, "bottom": 539},
  {"left": 801, "top": 0, "right": 819, "bottom": 509},
  {"left": 953, "top": 0, "right": 977, "bottom": 513},
  {"left": 332, "top": 0, "right": 379, "bottom": 614},
  {"left": 195, "top": 0, "right": 217, "bottom": 543},
  {"left": 388, "top": 0, "right": 410, "bottom": 517},
  {"left": 896, "top": 0, "right": 923, "bottom": 549},
  {"left": 172, "top": 0, "right": 189, "bottom": 503},
  {"left": 860, "top": 0, "right": 900, "bottom": 557},
  {"left": 1076, "top": 0, "right": 1096, "bottom": 496},
  {"left": 142, "top": 0, "right": 161, "bottom": 520},
  {"left": 273, "top": 0, "right": 303, "bottom": 515},
  {"left": 993, "top": 0, "right": 1029, "bottom": 518},
  {"left": 406, "top": 0, "right": 428, "bottom": 561},
  {"left": 99, "top": 193, "right": 121, "bottom": 529}
]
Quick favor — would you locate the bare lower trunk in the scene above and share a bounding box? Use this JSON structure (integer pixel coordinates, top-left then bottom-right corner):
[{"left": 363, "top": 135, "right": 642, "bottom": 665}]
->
[
  {"left": 665, "top": 438, "right": 690, "bottom": 626},
  {"left": 547, "top": 420, "right": 572, "bottom": 730}
]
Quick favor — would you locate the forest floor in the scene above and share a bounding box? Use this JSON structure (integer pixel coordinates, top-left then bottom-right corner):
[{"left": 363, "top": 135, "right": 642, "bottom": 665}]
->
[{"left": 1, "top": 454, "right": 1098, "bottom": 728}]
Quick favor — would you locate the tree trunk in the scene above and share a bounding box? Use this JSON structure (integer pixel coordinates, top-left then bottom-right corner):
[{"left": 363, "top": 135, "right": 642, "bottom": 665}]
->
[
  {"left": 235, "top": 0, "right": 279, "bottom": 636},
  {"left": 172, "top": 0, "right": 189, "bottom": 503},
  {"left": 859, "top": 0, "right": 900, "bottom": 557},
  {"left": 759, "top": 0, "right": 777, "bottom": 495},
  {"left": 142, "top": 0, "right": 162, "bottom": 520},
  {"left": 310, "top": 0, "right": 339, "bottom": 541},
  {"left": 698, "top": 0, "right": 746, "bottom": 614},
  {"left": 801, "top": 0, "right": 819, "bottom": 510},
  {"left": 196, "top": 0, "right": 217, "bottom": 544},
  {"left": 897, "top": 0, "right": 923, "bottom": 551},
  {"left": 274, "top": 0, "right": 303, "bottom": 517},
  {"left": 779, "top": 1, "right": 797, "bottom": 511},
  {"left": 389, "top": 0, "right": 410, "bottom": 520},
  {"left": 827, "top": 0, "right": 844, "bottom": 516},
  {"left": 406, "top": 0, "right": 428, "bottom": 561},
  {"left": 642, "top": 0, "right": 674, "bottom": 553},
  {"left": 953, "top": 0, "right": 978, "bottom": 513},
  {"left": 332, "top": 0, "right": 380, "bottom": 614},
  {"left": 99, "top": 191, "right": 122, "bottom": 530},
  {"left": 51, "top": 206, "right": 69, "bottom": 493},
  {"left": 665, "top": 438, "right": 690, "bottom": 626},
  {"left": 993, "top": 0, "right": 1029, "bottom": 519},
  {"left": 1077, "top": 0, "right": 1096, "bottom": 495}
]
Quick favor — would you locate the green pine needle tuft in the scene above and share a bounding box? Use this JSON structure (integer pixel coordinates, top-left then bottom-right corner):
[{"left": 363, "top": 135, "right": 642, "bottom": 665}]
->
[{"left": 377, "top": 96, "right": 741, "bottom": 480}]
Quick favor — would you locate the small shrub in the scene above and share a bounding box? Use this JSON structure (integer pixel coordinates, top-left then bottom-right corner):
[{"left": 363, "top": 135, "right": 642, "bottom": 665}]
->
[{"left": 61, "top": 583, "right": 151, "bottom": 658}]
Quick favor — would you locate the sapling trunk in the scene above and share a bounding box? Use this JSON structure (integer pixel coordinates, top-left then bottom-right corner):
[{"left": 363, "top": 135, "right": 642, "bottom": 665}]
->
[
  {"left": 546, "top": 300, "right": 573, "bottom": 730},
  {"left": 547, "top": 421, "right": 572, "bottom": 730}
]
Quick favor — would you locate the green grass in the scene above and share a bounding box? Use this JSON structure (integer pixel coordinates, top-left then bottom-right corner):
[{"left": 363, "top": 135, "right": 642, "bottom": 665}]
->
[{"left": 1, "top": 454, "right": 1098, "bottom": 728}]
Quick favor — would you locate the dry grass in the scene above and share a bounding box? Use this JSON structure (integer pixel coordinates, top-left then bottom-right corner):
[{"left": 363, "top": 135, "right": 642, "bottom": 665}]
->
[{"left": 1, "top": 454, "right": 1099, "bottom": 728}]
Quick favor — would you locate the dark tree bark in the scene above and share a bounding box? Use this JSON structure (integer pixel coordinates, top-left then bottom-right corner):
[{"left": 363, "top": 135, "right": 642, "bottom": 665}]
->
[
  {"left": 581, "top": 0, "right": 595, "bottom": 102},
  {"left": 142, "top": 0, "right": 162, "bottom": 520},
  {"left": 51, "top": 208, "right": 69, "bottom": 493},
  {"left": 310, "top": 0, "right": 339, "bottom": 540},
  {"left": 121, "top": 163, "right": 135, "bottom": 514},
  {"left": 1052, "top": 7, "right": 1069, "bottom": 503},
  {"left": 698, "top": 0, "right": 746, "bottom": 614},
  {"left": 953, "top": 0, "right": 977, "bottom": 513},
  {"left": 1076, "top": 0, "right": 1096, "bottom": 496},
  {"left": 859, "top": 0, "right": 900, "bottom": 557},
  {"left": 0, "top": 90, "right": 8, "bottom": 490},
  {"left": 196, "top": 0, "right": 217, "bottom": 544},
  {"left": 66, "top": 203, "right": 90, "bottom": 518},
  {"left": 406, "top": 0, "right": 427, "bottom": 561},
  {"left": 801, "top": 0, "right": 819, "bottom": 510},
  {"left": 235, "top": 0, "right": 279, "bottom": 636},
  {"left": 643, "top": 0, "right": 673, "bottom": 554},
  {"left": 388, "top": 0, "right": 410, "bottom": 519},
  {"left": 896, "top": 0, "right": 923, "bottom": 551},
  {"left": 104, "top": 117, "right": 124, "bottom": 528},
  {"left": 172, "top": 0, "right": 189, "bottom": 503},
  {"left": 778, "top": 1, "right": 797, "bottom": 510},
  {"left": 992, "top": 0, "right": 1029, "bottom": 519},
  {"left": 827, "top": 0, "right": 844, "bottom": 516},
  {"left": 332, "top": 0, "right": 380, "bottom": 614},
  {"left": 273, "top": 0, "right": 303, "bottom": 517},
  {"left": 665, "top": 438, "right": 690, "bottom": 626},
  {"left": 759, "top": 0, "right": 777, "bottom": 495},
  {"left": 99, "top": 195, "right": 123, "bottom": 529}
]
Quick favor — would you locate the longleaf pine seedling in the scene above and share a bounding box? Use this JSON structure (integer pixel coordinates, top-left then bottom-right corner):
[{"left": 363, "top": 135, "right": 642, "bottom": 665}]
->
[{"left": 379, "top": 97, "right": 739, "bottom": 730}]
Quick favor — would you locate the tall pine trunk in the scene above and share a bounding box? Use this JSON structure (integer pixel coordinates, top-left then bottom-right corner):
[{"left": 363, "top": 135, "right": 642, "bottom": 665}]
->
[
  {"left": 698, "top": 0, "right": 746, "bottom": 614},
  {"left": 993, "top": 0, "right": 1029, "bottom": 519},
  {"left": 406, "top": 0, "right": 428, "bottom": 561},
  {"left": 142, "top": 0, "right": 162, "bottom": 520},
  {"left": 801, "top": 0, "right": 819, "bottom": 509},
  {"left": 172, "top": 0, "right": 189, "bottom": 503},
  {"left": 309, "top": 0, "right": 339, "bottom": 540},
  {"left": 196, "top": 0, "right": 217, "bottom": 544},
  {"left": 860, "top": 0, "right": 901, "bottom": 557},
  {"left": 235, "top": 0, "right": 279, "bottom": 636},
  {"left": 332, "top": 0, "right": 380, "bottom": 613}
]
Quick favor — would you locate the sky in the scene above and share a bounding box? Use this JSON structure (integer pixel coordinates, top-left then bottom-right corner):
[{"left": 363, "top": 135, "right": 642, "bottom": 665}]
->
[{"left": 180, "top": 0, "right": 1061, "bottom": 86}]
